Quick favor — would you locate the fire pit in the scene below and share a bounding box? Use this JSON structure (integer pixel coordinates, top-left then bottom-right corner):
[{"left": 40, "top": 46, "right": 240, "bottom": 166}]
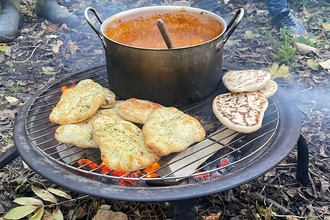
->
[{"left": 14, "top": 65, "right": 302, "bottom": 218}]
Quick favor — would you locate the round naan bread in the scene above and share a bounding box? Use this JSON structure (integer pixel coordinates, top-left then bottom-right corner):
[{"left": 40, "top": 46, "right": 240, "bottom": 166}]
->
[
  {"left": 92, "top": 115, "right": 160, "bottom": 171},
  {"left": 142, "top": 107, "right": 206, "bottom": 156},
  {"left": 259, "top": 80, "right": 278, "bottom": 98},
  {"left": 100, "top": 88, "right": 116, "bottom": 108},
  {"left": 49, "top": 79, "right": 105, "bottom": 125},
  {"left": 213, "top": 92, "right": 268, "bottom": 134},
  {"left": 118, "top": 98, "right": 163, "bottom": 124},
  {"left": 55, "top": 103, "right": 126, "bottom": 149},
  {"left": 55, "top": 123, "right": 98, "bottom": 148},
  {"left": 222, "top": 70, "right": 271, "bottom": 93}
]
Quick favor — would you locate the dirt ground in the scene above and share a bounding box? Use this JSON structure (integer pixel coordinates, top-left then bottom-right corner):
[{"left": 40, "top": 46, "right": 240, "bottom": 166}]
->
[{"left": 1, "top": 0, "right": 330, "bottom": 219}]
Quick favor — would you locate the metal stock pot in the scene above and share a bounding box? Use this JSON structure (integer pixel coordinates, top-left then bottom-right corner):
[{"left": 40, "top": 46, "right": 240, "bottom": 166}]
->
[{"left": 85, "top": 6, "right": 244, "bottom": 106}]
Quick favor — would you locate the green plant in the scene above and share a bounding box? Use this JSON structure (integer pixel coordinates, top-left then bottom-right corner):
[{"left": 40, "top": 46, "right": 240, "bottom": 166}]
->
[
  {"left": 6, "top": 61, "right": 15, "bottom": 73},
  {"left": 264, "top": 28, "right": 297, "bottom": 63},
  {"left": 9, "top": 86, "right": 24, "bottom": 93},
  {"left": 3, "top": 136, "right": 13, "bottom": 145}
]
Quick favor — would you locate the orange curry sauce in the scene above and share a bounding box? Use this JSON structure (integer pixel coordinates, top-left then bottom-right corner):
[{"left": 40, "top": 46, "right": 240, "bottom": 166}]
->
[{"left": 105, "top": 11, "right": 223, "bottom": 48}]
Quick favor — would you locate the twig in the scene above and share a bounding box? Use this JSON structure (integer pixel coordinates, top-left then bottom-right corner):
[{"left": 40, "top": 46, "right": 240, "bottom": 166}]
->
[
  {"left": 13, "top": 44, "right": 41, "bottom": 63},
  {"left": 247, "top": 192, "right": 295, "bottom": 215},
  {"left": 308, "top": 171, "right": 317, "bottom": 198}
]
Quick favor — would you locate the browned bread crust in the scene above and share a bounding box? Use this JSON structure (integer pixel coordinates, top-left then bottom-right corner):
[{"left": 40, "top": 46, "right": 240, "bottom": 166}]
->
[{"left": 143, "top": 107, "right": 206, "bottom": 156}]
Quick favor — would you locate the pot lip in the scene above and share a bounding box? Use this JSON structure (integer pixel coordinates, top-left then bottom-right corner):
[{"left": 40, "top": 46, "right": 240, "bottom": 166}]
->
[{"left": 100, "top": 5, "right": 227, "bottom": 51}]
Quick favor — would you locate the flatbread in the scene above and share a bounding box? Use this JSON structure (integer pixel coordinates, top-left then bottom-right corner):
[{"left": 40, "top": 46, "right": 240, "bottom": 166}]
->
[
  {"left": 118, "top": 98, "right": 163, "bottom": 124},
  {"left": 49, "top": 79, "right": 105, "bottom": 125},
  {"left": 92, "top": 115, "right": 160, "bottom": 171},
  {"left": 55, "top": 122, "right": 98, "bottom": 148},
  {"left": 212, "top": 92, "right": 268, "bottom": 134},
  {"left": 142, "top": 107, "right": 206, "bottom": 156},
  {"left": 55, "top": 101, "right": 125, "bottom": 148},
  {"left": 100, "top": 88, "right": 116, "bottom": 108},
  {"left": 222, "top": 70, "right": 271, "bottom": 93},
  {"left": 259, "top": 80, "right": 278, "bottom": 98}
]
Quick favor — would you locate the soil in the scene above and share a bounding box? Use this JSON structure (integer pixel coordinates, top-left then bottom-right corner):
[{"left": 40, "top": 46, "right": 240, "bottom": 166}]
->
[{"left": 1, "top": 0, "right": 330, "bottom": 219}]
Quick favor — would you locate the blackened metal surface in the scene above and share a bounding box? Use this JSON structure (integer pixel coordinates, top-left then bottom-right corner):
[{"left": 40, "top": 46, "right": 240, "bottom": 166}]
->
[
  {"left": 13, "top": 65, "right": 301, "bottom": 201},
  {"left": 168, "top": 198, "right": 197, "bottom": 220},
  {"left": 0, "top": 145, "right": 18, "bottom": 169},
  {"left": 296, "top": 134, "right": 309, "bottom": 186}
]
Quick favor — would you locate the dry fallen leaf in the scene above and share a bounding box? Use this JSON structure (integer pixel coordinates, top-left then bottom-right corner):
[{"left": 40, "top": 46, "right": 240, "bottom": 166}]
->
[
  {"left": 75, "top": 206, "right": 87, "bottom": 219},
  {"left": 69, "top": 40, "right": 79, "bottom": 54},
  {"left": 92, "top": 209, "right": 127, "bottom": 220},
  {"left": 285, "top": 187, "right": 298, "bottom": 198},
  {"left": 4, "top": 205, "right": 40, "bottom": 219},
  {"left": 51, "top": 40, "right": 64, "bottom": 54},
  {"left": 303, "top": 6, "right": 312, "bottom": 19},
  {"left": 244, "top": 30, "right": 254, "bottom": 39},
  {"left": 293, "top": 42, "right": 320, "bottom": 55},
  {"left": 29, "top": 207, "right": 44, "bottom": 220},
  {"left": 0, "top": 109, "right": 16, "bottom": 120},
  {"left": 31, "top": 185, "right": 58, "bottom": 203},
  {"left": 53, "top": 207, "right": 64, "bottom": 220},
  {"left": 5, "top": 96, "right": 19, "bottom": 103},
  {"left": 307, "top": 59, "right": 320, "bottom": 70},
  {"left": 202, "top": 212, "right": 221, "bottom": 220},
  {"left": 321, "top": 22, "right": 330, "bottom": 31},
  {"left": 0, "top": 43, "right": 11, "bottom": 56},
  {"left": 264, "top": 205, "right": 272, "bottom": 220},
  {"left": 47, "top": 24, "right": 59, "bottom": 32},
  {"left": 319, "top": 144, "right": 328, "bottom": 157},
  {"left": 42, "top": 210, "right": 54, "bottom": 220},
  {"left": 319, "top": 59, "right": 330, "bottom": 70},
  {"left": 268, "top": 63, "right": 290, "bottom": 79},
  {"left": 47, "top": 187, "right": 72, "bottom": 200},
  {"left": 14, "top": 197, "right": 44, "bottom": 206}
]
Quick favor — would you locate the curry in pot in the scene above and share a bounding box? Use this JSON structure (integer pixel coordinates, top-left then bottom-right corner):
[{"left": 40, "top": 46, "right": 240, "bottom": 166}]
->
[{"left": 105, "top": 11, "right": 223, "bottom": 48}]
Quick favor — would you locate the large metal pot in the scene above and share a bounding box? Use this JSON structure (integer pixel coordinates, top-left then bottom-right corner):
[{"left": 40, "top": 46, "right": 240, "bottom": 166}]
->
[{"left": 85, "top": 6, "right": 244, "bottom": 106}]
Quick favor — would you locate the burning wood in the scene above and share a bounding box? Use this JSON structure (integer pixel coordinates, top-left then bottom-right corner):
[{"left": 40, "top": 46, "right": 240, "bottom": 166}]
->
[{"left": 76, "top": 159, "right": 161, "bottom": 186}]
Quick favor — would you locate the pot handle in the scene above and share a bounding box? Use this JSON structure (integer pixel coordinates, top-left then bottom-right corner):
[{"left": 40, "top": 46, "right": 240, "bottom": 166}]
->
[
  {"left": 216, "top": 8, "right": 245, "bottom": 52},
  {"left": 84, "top": 7, "right": 106, "bottom": 48}
]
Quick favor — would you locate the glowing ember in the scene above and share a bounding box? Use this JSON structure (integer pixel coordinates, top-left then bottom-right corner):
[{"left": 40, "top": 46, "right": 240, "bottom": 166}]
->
[
  {"left": 76, "top": 159, "right": 161, "bottom": 186},
  {"left": 219, "top": 158, "right": 228, "bottom": 167},
  {"left": 61, "top": 82, "right": 76, "bottom": 93},
  {"left": 144, "top": 162, "right": 160, "bottom": 178},
  {"left": 189, "top": 157, "right": 230, "bottom": 183},
  {"left": 77, "top": 159, "right": 111, "bottom": 173},
  {"left": 194, "top": 115, "right": 204, "bottom": 123}
]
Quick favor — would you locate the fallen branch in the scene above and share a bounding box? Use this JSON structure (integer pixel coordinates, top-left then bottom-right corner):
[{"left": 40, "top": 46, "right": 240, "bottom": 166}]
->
[{"left": 247, "top": 192, "right": 294, "bottom": 215}]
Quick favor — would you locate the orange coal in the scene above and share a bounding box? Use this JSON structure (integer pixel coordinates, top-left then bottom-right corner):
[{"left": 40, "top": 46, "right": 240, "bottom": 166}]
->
[{"left": 61, "top": 81, "right": 76, "bottom": 93}]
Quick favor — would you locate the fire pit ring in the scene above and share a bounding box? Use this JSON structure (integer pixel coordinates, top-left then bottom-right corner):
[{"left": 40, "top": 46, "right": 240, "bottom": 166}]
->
[{"left": 14, "top": 65, "right": 301, "bottom": 202}]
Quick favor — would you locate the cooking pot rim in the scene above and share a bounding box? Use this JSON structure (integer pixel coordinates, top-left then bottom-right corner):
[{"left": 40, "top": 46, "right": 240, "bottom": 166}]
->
[{"left": 99, "top": 5, "right": 228, "bottom": 50}]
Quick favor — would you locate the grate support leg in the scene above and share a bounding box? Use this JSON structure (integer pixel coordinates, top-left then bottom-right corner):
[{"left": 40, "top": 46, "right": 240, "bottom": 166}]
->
[
  {"left": 296, "top": 134, "right": 309, "bottom": 186},
  {"left": 167, "top": 198, "right": 197, "bottom": 220}
]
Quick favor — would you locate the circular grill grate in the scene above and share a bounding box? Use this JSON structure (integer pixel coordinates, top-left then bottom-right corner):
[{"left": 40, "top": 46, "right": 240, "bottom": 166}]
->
[{"left": 24, "top": 66, "right": 279, "bottom": 184}]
